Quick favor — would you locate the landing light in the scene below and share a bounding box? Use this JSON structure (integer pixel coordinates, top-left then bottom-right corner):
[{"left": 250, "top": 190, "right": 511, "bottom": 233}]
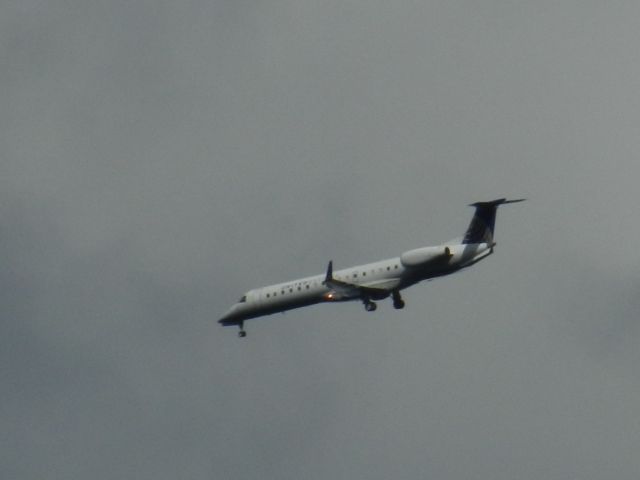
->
[{"left": 324, "top": 292, "right": 335, "bottom": 300}]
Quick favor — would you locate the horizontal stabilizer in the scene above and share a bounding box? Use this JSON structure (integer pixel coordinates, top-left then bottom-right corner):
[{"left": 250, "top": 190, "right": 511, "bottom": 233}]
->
[{"left": 469, "top": 198, "right": 525, "bottom": 207}]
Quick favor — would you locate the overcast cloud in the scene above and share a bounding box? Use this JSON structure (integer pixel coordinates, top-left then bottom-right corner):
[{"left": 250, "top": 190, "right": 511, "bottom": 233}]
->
[{"left": 2, "top": 1, "right": 640, "bottom": 478}]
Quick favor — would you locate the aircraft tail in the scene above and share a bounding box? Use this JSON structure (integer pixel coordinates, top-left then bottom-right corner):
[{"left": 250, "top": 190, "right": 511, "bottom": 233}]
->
[{"left": 462, "top": 198, "right": 525, "bottom": 244}]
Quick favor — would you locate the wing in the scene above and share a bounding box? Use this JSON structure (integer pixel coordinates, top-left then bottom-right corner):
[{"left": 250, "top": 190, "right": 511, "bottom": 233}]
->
[{"left": 323, "top": 261, "right": 397, "bottom": 300}]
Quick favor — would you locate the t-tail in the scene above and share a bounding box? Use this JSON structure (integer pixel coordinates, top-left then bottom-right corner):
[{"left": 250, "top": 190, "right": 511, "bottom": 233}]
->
[{"left": 462, "top": 198, "right": 525, "bottom": 245}]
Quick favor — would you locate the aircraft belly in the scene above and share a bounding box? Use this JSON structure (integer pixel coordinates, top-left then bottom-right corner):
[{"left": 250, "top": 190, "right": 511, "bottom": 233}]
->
[{"left": 245, "top": 290, "right": 324, "bottom": 320}]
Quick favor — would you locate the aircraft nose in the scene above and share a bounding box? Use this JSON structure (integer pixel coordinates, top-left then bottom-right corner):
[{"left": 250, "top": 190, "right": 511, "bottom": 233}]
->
[{"left": 218, "top": 305, "right": 240, "bottom": 325}]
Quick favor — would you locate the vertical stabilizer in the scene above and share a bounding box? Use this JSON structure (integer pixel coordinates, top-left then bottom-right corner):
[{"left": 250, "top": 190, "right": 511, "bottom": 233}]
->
[{"left": 462, "top": 198, "right": 525, "bottom": 244}]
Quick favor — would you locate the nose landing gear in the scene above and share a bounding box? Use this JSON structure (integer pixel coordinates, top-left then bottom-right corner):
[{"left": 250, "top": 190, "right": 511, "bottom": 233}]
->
[{"left": 238, "top": 322, "right": 247, "bottom": 338}]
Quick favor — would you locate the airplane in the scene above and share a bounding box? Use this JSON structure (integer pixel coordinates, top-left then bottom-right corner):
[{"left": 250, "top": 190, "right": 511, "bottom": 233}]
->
[{"left": 219, "top": 198, "right": 524, "bottom": 337}]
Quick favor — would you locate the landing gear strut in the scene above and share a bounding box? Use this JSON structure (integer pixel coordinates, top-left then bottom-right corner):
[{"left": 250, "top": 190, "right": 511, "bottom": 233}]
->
[
  {"left": 392, "top": 290, "right": 405, "bottom": 309},
  {"left": 238, "top": 322, "right": 247, "bottom": 338}
]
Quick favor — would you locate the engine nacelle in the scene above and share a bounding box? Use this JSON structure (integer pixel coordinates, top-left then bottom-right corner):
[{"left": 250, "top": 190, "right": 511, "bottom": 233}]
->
[{"left": 400, "top": 246, "right": 451, "bottom": 268}]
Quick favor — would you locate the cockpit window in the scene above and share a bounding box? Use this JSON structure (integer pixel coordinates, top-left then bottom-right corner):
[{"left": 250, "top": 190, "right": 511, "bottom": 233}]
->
[{"left": 238, "top": 295, "right": 247, "bottom": 303}]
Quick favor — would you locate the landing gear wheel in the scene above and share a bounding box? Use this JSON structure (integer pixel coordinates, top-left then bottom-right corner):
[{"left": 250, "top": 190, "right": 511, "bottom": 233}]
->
[
  {"left": 391, "top": 291, "right": 405, "bottom": 309},
  {"left": 364, "top": 301, "right": 377, "bottom": 312},
  {"left": 238, "top": 330, "right": 247, "bottom": 338}
]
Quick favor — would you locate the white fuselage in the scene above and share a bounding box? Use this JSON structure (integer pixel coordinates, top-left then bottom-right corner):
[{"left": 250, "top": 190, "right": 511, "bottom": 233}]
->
[{"left": 219, "top": 242, "right": 492, "bottom": 325}]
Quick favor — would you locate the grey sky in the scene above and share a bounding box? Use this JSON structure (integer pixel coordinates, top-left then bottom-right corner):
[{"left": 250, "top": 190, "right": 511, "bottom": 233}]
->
[{"left": 2, "top": 1, "right": 640, "bottom": 479}]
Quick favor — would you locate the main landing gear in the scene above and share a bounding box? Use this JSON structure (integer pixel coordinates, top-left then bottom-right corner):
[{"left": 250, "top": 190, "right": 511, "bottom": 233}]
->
[
  {"left": 364, "top": 300, "right": 377, "bottom": 312},
  {"left": 392, "top": 290, "right": 405, "bottom": 310},
  {"left": 362, "top": 291, "right": 405, "bottom": 312}
]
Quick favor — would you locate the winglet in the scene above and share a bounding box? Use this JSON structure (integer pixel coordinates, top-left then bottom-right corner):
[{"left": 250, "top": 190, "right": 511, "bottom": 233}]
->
[{"left": 323, "top": 261, "right": 333, "bottom": 285}]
